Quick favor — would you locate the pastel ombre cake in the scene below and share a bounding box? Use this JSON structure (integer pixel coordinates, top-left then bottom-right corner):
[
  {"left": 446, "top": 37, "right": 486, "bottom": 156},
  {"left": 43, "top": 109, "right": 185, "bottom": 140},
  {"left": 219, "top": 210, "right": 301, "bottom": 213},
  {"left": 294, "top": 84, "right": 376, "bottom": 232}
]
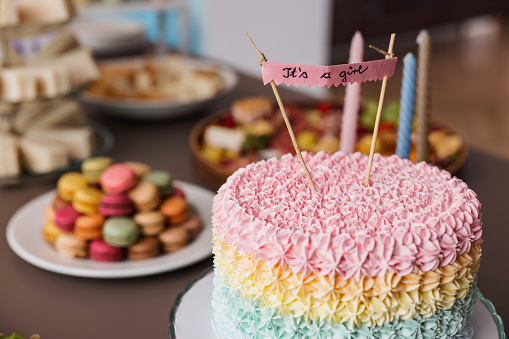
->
[{"left": 211, "top": 152, "right": 482, "bottom": 339}]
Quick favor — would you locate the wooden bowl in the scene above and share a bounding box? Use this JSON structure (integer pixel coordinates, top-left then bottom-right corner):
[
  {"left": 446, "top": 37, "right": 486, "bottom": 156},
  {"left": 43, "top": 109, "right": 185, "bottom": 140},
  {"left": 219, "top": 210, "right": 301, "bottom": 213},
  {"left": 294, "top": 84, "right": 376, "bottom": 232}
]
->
[{"left": 190, "top": 107, "right": 469, "bottom": 191}]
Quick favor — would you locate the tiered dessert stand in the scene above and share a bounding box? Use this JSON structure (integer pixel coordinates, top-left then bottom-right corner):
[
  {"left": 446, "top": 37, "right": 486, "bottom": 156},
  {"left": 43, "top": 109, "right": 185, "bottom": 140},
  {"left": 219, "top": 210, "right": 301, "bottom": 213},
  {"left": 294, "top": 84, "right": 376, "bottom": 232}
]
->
[{"left": 0, "top": 13, "right": 113, "bottom": 185}]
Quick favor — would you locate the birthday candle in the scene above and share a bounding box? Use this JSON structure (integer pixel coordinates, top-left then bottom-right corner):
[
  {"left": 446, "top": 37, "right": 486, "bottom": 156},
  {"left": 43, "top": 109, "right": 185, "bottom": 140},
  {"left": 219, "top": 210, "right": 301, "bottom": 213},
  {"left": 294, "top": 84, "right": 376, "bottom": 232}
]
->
[
  {"left": 415, "top": 30, "right": 431, "bottom": 162},
  {"left": 340, "top": 31, "right": 363, "bottom": 153},
  {"left": 396, "top": 53, "right": 417, "bottom": 159}
]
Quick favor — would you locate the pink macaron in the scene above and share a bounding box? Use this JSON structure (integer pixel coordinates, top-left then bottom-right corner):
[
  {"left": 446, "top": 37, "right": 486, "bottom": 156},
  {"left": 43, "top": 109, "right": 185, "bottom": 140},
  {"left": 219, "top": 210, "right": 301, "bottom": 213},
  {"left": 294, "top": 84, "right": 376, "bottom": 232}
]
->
[
  {"left": 55, "top": 205, "right": 81, "bottom": 232},
  {"left": 99, "top": 194, "right": 134, "bottom": 216},
  {"left": 89, "top": 239, "right": 125, "bottom": 262},
  {"left": 100, "top": 164, "right": 137, "bottom": 194},
  {"left": 171, "top": 187, "right": 186, "bottom": 200}
]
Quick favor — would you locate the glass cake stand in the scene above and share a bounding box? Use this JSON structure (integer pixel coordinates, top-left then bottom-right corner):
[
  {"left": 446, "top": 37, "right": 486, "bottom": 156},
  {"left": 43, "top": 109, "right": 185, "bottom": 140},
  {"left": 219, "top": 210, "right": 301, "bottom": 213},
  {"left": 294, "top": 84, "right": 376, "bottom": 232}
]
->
[{"left": 168, "top": 267, "right": 506, "bottom": 339}]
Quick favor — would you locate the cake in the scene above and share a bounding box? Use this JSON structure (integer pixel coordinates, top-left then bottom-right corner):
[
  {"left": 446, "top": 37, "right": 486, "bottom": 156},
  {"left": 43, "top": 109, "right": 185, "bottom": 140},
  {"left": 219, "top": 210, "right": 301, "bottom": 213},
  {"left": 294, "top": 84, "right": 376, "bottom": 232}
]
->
[{"left": 211, "top": 151, "right": 482, "bottom": 338}]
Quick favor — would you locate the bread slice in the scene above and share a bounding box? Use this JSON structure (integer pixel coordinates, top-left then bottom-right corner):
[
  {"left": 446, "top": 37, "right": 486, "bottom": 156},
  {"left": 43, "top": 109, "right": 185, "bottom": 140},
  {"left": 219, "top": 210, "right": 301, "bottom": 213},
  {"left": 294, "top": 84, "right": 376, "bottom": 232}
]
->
[
  {"left": 0, "top": 0, "right": 19, "bottom": 27},
  {"left": 24, "top": 126, "right": 94, "bottom": 160},
  {"left": 17, "top": 0, "right": 76, "bottom": 25},
  {"left": 19, "top": 138, "right": 68, "bottom": 174},
  {"left": 30, "top": 30, "right": 80, "bottom": 65},
  {"left": 0, "top": 133, "right": 20, "bottom": 177}
]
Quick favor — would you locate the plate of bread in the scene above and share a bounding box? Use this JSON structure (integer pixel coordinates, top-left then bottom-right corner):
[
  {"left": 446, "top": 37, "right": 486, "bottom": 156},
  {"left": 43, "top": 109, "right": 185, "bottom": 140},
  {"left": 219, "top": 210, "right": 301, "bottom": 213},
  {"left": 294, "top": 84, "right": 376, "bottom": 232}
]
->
[{"left": 80, "top": 55, "right": 238, "bottom": 120}]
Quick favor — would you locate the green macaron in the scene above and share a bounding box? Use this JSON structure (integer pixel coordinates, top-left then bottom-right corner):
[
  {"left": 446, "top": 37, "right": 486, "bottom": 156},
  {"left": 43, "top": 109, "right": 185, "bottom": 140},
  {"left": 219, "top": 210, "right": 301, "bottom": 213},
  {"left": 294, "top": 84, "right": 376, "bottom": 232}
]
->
[
  {"left": 81, "top": 156, "right": 114, "bottom": 184},
  {"left": 103, "top": 217, "right": 140, "bottom": 248},
  {"left": 143, "top": 171, "right": 174, "bottom": 196}
]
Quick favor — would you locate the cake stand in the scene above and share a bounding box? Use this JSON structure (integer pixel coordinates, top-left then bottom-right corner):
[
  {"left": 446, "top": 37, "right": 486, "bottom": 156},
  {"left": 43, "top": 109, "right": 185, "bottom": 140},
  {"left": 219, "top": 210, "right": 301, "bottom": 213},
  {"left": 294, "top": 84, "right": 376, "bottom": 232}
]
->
[
  {"left": 0, "top": 13, "right": 113, "bottom": 184},
  {"left": 168, "top": 268, "right": 506, "bottom": 339}
]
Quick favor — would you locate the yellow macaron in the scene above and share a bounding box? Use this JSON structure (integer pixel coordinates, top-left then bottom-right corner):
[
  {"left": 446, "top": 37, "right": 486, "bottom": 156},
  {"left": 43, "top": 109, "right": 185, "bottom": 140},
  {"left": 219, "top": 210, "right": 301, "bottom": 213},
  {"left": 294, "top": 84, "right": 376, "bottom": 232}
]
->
[
  {"left": 43, "top": 220, "right": 63, "bottom": 244},
  {"left": 73, "top": 186, "right": 104, "bottom": 215},
  {"left": 57, "top": 172, "right": 88, "bottom": 202}
]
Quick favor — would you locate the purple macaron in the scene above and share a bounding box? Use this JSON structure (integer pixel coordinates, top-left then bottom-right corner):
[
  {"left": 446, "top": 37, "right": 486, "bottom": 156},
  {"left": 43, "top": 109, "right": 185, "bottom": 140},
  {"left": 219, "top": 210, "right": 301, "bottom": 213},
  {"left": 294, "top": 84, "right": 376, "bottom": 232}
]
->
[
  {"left": 99, "top": 194, "right": 134, "bottom": 216},
  {"left": 55, "top": 205, "right": 81, "bottom": 232}
]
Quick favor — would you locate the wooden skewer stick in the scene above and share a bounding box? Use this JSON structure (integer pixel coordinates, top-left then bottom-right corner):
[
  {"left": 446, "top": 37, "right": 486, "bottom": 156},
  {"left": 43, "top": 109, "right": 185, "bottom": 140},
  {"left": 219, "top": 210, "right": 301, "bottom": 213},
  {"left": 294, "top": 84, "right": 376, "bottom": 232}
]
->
[
  {"left": 364, "top": 33, "right": 396, "bottom": 187},
  {"left": 246, "top": 33, "right": 317, "bottom": 193}
]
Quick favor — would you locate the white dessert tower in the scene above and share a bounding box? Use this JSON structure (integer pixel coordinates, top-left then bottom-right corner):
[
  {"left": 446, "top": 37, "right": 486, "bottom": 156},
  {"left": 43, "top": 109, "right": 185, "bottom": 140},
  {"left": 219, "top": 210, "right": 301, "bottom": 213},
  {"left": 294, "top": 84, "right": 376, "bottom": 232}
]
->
[{"left": 0, "top": 0, "right": 102, "bottom": 182}]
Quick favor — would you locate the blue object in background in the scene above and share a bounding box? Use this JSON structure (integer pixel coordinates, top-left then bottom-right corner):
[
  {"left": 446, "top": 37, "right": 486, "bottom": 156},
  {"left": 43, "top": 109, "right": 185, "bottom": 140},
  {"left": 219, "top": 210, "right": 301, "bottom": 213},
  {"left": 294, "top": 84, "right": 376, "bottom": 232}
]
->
[
  {"left": 110, "top": 0, "right": 205, "bottom": 55},
  {"left": 396, "top": 53, "right": 417, "bottom": 159}
]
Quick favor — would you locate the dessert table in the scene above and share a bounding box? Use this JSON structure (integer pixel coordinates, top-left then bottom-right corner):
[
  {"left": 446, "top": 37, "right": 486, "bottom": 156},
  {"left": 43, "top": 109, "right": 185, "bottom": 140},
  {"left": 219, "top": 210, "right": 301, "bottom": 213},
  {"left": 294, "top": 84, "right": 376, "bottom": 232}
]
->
[{"left": 0, "top": 71, "right": 507, "bottom": 338}]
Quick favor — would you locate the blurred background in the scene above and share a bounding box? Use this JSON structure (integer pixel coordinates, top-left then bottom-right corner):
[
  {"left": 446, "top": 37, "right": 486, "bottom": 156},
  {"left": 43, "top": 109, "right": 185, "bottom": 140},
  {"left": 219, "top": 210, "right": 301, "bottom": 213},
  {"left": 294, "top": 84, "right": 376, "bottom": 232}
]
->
[
  {"left": 2, "top": 1, "right": 509, "bottom": 337},
  {"left": 72, "top": 0, "right": 509, "bottom": 158}
]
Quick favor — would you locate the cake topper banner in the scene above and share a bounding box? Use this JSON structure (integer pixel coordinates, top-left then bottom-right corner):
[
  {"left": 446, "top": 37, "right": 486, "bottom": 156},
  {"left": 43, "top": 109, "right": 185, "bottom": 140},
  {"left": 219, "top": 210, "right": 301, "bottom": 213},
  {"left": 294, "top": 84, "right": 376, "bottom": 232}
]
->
[{"left": 262, "top": 58, "right": 398, "bottom": 88}]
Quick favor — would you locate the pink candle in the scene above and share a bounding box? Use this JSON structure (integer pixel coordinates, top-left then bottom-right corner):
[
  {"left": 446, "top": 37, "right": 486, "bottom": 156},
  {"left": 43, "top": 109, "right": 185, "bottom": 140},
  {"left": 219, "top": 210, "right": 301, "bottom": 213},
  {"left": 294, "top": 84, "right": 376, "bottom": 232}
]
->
[{"left": 340, "top": 31, "right": 364, "bottom": 153}]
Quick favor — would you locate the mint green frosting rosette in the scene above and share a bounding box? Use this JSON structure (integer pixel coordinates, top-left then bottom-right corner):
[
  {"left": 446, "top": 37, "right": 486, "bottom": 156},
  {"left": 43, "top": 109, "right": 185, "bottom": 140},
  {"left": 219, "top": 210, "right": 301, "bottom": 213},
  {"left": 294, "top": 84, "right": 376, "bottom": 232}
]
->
[{"left": 212, "top": 273, "right": 477, "bottom": 339}]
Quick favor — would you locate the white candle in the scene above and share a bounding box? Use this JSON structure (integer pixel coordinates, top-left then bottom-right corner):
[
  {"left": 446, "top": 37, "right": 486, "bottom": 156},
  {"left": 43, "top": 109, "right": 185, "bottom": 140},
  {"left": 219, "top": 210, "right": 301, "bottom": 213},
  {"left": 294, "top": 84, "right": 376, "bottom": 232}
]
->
[{"left": 416, "top": 30, "right": 431, "bottom": 163}]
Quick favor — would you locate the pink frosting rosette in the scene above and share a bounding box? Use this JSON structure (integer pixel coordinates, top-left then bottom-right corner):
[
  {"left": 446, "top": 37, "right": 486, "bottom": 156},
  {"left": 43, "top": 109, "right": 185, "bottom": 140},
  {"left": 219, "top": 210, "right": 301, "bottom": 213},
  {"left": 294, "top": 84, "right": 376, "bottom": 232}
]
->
[{"left": 212, "top": 152, "right": 482, "bottom": 280}]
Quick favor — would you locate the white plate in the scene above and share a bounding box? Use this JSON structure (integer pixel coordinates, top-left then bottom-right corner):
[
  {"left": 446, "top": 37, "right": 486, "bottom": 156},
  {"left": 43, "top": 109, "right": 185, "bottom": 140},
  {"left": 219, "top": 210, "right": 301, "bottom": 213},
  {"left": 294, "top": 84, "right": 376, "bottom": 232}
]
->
[
  {"left": 6, "top": 181, "right": 214, "bottom": 279},
  {"left": 71, "top": 20, "right": 148, "bottom": 55},
  {"left": 170, "top": 270, "right": 504, "bottom": 339},
  {"left": 79, "top": 56, "right": 238, "bottom": 121}
]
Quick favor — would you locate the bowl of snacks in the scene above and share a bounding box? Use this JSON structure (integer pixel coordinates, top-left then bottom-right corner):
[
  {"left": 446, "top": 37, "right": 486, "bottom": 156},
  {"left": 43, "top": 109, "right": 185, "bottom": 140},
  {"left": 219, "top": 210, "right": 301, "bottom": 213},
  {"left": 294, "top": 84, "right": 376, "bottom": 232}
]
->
[
  {"left": 190, "top": 96, "right": 468, "bottom": 190},
  {"left": 80, "top": 54, "right": 238, "bottom": 120}
]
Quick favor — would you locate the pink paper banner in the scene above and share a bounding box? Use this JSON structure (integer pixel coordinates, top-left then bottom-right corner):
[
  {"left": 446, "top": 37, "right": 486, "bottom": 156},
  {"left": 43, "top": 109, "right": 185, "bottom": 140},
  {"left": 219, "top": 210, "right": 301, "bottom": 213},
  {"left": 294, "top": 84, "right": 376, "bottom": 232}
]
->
[{"left": 262, "top": 58, "right": 398, "bottom": 88}]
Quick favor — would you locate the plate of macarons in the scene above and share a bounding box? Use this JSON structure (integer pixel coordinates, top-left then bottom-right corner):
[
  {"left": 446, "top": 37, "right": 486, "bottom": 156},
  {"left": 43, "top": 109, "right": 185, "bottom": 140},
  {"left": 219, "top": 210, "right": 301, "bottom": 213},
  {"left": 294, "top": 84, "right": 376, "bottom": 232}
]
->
[{"left": 6, "top": 158, "right": 215, "bottom": 279}]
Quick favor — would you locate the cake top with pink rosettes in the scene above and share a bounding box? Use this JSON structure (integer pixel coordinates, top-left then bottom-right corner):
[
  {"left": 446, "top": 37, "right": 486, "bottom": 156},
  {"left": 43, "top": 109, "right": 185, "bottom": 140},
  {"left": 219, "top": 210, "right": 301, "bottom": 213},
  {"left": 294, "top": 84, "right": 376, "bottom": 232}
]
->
[{"left": 212, "top": 151, "right": 482, "bottom": 280}]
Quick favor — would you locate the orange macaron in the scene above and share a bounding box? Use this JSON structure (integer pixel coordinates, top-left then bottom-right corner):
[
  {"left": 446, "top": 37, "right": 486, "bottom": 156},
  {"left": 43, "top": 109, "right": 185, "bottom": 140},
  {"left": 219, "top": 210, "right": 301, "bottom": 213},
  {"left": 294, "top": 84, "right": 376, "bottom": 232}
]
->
[
  {"left": 74, "top": 214, "right": 105, "bottom": 241},
  {"left": 159, "top": 196, "right": 188, "bottom": 224}
]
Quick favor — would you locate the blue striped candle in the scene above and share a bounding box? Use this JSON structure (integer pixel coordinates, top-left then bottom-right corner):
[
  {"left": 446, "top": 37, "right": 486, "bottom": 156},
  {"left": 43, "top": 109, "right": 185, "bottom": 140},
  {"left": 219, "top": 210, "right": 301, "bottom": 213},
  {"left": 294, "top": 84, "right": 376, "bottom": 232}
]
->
[{"left": 396, "top": 53, "right": 417, "bottom": 159}]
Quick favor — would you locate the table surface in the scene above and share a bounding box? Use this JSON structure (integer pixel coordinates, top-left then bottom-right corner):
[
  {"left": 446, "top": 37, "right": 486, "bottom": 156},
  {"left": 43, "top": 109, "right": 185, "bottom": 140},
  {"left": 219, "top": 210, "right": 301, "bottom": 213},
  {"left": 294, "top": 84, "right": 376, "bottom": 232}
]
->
[{"left": 0, "top": 72, "right": 507, "bottom": 338}]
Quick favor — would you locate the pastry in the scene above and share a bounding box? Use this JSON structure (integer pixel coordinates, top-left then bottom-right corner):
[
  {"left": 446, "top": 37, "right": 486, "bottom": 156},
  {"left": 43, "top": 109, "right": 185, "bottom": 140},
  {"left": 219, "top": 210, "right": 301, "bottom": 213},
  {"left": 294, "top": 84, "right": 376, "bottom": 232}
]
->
[
  {"left": 81, "top": 156, "right": 113, "bottom": 184},
  {"left": 124, "top": 161, "right": 152, "bottom": 178},
  {"left": 128, "top": 180, "right": 160, "bottom": 212},
  {"left": 127, "top": 237, "right": 160, "bottom": 260},
  {"left": 72, "top": 186, "right": 103, "bottom": 215},
  {"left": 100, "top": 164, "right": 137, "bottom": 194},
  {"left": 24, "top": 126, "right": 94, "bottom": 161},
  {"left": 158, "top": 227, "right": 189, "bottom": 253},
  {"left": 11, "top": 99, "right": 87, "bottom": 133},
  {"left": 89, "top": 239, "right": 124, "bottom": 262},
  {"left": 212, "top": 152, "right": 482, "bottom": 339},
  {"left": 54, "top": 205, "right": 80, "bottom": 232},
  {"left": 98, "top": 194, "right": 134, "bottom": 217},
  {"left": 57, "top": 172, "right": 88, "bottom": 201},
  {"left": 133, "top": 211, "right": 166, "bottom": 236},
  {"left": 17, "top": 0, "right": 76, "bottom": 25},
  {"left": 0, "top": 0, "right": 19, "bottom": 27},
  {"left": 0, "top": 133, "right": 20, "bottom": 177},
  {"left": 54, "top": 233, "right": 87, "bottom": 258},
  {"left": 31, "top": 31, "right": 80, "bottom": 65},
  {"left": 143, "top": 171, "right": 173, "bottom": 196},
  {"left": 86, "top": 55, "right": 223, "bottom": 102},
  {"left": 51, "top": 48, "right": 99, "bottom": 87},
  {"left": 159, "top": 196, "right": 188, "bottom": 224},
  {"left": 74, "top": 214, "right": 104, "bottom": 241},
  {"left": 18, "top": 137, "right": 68, "bottom": 174},
  {"left": 231, "top": 96, "right": 272, "bottom": 125},
  {"left": 103, "top": 217, "right": 140, "bottom": 248}
]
